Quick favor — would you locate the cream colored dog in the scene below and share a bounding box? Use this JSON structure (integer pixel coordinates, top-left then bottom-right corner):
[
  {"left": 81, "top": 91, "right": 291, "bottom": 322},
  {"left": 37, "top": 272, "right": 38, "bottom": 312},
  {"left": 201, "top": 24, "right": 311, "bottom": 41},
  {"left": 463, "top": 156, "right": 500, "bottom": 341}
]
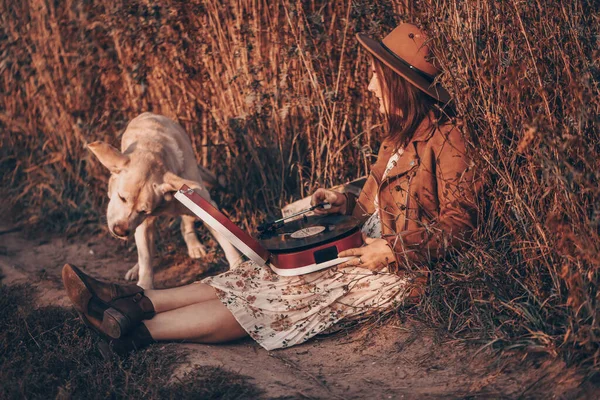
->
[{"left": 88, "top": 112, "right": 242, "bottom": 289}]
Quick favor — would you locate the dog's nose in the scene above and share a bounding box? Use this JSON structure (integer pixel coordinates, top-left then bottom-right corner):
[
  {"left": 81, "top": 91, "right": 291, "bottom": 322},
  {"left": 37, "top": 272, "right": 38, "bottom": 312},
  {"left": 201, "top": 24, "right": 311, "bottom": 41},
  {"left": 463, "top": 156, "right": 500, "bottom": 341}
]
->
[{"left": 113, "top": 224, "right": 130, "bottom": 237}]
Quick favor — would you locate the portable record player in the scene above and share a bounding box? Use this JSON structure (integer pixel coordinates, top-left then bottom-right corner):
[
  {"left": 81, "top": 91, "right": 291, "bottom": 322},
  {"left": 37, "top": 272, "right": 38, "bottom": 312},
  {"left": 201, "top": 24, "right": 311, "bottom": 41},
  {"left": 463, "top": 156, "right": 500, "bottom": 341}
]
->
[{"left": 174, "top": 185, "right": 363, "bottom": 276}]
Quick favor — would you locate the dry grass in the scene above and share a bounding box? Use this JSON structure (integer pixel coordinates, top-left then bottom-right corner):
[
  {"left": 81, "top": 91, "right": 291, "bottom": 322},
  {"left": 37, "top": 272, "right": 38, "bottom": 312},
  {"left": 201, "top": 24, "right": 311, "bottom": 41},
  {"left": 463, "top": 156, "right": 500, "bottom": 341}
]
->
[
  {"left": 0, "top": 284, "right": 262, "bottom": 399},
  {"left": 412, "top": 0, "right": 600, "bottom": 374},
  {"left": 1, "top": 0, "right": 599, "bottom": 377},
  {"left": 0, "top": 0, "right": 398, "bottom": 230}
]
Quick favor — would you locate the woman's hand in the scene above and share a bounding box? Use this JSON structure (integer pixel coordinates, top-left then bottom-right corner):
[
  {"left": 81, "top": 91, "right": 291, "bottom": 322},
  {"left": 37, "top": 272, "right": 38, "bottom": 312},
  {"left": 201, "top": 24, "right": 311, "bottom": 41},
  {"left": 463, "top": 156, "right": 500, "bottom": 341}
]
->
[
  {"left": 338, "top": 235, "right": 395, "bottom": 271},
  {"left": 311, "top": 188, "right": 347, "bottom": 215}
]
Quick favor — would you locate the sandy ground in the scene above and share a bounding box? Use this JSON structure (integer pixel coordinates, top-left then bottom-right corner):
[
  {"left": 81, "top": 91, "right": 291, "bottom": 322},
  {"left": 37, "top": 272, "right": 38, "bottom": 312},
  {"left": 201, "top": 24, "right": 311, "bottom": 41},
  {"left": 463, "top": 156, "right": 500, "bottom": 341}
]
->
[{"left": 0, "top": 221, "right": 596, "bottom": 399}]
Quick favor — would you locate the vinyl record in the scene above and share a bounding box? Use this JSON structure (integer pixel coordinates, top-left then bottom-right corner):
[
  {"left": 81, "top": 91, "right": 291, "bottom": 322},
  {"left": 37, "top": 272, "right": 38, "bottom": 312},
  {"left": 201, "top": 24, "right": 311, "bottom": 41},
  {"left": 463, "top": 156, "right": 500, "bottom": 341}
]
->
[{"left": 257, "top": 214, "right": 361, "bottom": 253}]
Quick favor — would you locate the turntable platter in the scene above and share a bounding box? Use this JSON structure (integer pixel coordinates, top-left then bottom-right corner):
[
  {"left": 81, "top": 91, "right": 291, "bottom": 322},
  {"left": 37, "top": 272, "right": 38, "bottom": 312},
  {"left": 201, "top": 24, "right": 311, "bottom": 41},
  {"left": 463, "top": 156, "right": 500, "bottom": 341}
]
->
[{"left": 257, "top": 214, "right": 361, "bottom": 253}]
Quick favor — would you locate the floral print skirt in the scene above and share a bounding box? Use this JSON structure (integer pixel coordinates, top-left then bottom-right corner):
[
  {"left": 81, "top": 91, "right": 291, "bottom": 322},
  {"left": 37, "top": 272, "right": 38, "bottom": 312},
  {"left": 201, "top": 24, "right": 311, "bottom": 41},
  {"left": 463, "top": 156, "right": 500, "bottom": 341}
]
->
[{"left": 201, "top": 261, "right": 412, "bottom": 351}]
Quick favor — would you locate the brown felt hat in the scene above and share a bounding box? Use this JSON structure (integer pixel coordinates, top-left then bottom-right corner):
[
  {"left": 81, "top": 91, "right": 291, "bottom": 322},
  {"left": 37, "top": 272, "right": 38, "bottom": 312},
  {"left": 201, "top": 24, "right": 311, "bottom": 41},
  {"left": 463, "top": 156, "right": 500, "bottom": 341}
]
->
[{"left": 357, "top": 23, "right": 450, "bottom": 104}]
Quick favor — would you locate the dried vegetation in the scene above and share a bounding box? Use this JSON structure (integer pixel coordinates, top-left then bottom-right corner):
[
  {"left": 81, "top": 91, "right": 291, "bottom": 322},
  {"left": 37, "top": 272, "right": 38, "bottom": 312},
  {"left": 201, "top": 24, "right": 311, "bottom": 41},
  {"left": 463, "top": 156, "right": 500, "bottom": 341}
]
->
[
  {"left": 414, "top": 0, "right": 600, "bottom": 373},
  {"left": 0, "top": 0, "right": 598, "bottom": 375},
  {"left": 0, "top": 285, "right": 261, "bottom": 399}
]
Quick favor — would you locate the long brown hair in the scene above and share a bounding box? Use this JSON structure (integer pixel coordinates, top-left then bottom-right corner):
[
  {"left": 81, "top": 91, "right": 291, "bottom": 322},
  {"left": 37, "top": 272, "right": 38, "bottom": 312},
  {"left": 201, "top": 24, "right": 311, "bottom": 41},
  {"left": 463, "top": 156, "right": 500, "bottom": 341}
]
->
[{"left": 371, "top": 56, "right": 453, "bottom": 148}]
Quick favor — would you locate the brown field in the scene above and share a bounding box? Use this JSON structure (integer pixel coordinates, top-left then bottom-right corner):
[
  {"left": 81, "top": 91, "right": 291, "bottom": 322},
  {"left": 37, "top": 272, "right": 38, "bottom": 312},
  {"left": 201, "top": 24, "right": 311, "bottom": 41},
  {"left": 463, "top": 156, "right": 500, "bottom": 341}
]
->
[{"left": 1, "top": 0, "right": 599, "bottom": 398}]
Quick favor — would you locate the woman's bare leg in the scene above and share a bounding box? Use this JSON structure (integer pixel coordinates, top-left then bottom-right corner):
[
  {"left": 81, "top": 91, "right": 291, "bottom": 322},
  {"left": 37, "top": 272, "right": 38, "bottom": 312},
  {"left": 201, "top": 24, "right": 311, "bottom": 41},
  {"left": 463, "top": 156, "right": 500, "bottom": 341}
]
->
[
  {"left": 143, "top": 300, "right": 247, "bottom": 343},
  {"left": 145, "top": 283, "right": 218, "bottom": 313}
]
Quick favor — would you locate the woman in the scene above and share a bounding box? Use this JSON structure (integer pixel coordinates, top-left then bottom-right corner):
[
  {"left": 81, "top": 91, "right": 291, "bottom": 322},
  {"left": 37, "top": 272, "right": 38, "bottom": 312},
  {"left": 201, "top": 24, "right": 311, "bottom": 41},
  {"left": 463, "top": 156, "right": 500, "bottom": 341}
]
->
[{"left": 62, "top": 23, "right": 478, "bottom": 354}]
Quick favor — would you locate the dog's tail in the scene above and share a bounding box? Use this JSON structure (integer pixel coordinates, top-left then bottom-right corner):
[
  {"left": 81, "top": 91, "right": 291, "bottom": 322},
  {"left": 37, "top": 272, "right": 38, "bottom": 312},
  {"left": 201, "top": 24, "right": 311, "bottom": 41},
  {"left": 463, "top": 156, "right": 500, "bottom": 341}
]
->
[{"left": 198, "top": 165, "right": 226, "bottom": 189}]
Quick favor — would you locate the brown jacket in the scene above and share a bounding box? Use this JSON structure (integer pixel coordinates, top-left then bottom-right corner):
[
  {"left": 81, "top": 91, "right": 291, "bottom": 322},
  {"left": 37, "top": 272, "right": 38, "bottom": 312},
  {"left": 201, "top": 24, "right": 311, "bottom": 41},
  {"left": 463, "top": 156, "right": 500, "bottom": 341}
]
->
[{"left": 346, "top": 113, "right": 479, "bottom": 275}]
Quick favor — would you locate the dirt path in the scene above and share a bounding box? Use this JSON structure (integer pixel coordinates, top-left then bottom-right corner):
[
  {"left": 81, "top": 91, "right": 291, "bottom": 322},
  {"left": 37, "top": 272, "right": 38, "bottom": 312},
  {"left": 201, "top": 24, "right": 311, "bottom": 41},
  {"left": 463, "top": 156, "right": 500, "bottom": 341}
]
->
[{"left": 0, "top": 222, "right": 593, "bottom": 399}]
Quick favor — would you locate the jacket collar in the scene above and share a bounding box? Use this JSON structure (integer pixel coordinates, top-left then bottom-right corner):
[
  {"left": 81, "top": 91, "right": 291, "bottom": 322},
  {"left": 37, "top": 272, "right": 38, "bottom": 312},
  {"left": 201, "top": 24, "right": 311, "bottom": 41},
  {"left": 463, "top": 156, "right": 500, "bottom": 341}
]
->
[{"left": 372, "top": 112, "right": 436, "bottom": 182}]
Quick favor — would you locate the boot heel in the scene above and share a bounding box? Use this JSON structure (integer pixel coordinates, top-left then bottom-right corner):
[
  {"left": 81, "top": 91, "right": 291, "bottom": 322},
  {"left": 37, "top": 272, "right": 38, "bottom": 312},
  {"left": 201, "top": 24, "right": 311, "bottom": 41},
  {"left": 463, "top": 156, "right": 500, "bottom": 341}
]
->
[{"left": 102, "top": 308, "right": 132, "bottom": 339}]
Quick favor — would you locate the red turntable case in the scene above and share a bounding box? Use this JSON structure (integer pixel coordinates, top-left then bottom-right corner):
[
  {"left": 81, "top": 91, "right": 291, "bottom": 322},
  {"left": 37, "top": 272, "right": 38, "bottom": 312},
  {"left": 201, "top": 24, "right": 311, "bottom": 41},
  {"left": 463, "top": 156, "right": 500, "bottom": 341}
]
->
[{"left": 174, "top": 185, "right": 363, "bottom": 276}]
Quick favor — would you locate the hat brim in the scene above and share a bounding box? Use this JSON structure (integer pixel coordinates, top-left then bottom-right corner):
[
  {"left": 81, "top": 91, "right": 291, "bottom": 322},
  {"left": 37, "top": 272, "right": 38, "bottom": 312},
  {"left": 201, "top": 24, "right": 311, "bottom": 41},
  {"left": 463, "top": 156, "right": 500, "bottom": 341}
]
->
[{"left": 356, "top": 33, "right": 450, "bottom": 104}]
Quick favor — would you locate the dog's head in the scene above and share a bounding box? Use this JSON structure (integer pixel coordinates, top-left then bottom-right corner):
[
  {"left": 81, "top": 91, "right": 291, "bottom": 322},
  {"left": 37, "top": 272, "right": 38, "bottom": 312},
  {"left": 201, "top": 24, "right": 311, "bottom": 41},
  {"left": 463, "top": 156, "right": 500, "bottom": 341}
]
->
[{"left": 88, "top": 141, "right": 201, "bottom": 240}]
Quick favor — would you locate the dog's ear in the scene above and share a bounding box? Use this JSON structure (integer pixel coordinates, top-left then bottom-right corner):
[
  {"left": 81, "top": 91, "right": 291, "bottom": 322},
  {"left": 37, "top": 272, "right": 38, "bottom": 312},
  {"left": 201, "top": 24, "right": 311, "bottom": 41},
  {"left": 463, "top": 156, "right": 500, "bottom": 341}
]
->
[
  {"left": 158, "top": 172, "right": 204, "bottom": 201},
  {"left": 87, "top": 142, "right": 130, "bottom": 173}
]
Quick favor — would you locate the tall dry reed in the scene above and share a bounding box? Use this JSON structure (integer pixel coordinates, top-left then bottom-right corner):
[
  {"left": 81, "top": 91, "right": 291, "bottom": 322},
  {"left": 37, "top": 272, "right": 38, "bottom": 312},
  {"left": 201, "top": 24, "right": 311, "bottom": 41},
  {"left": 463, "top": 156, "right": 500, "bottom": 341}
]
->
[
  {"left": 412, "top": 0, "right": 600, "bottom": 372},
  {"left": 1, "top": 0, "right": 598, "bottom": 373},
  {"left": 0, "top": 0, "right": 398, "bottom": 230}
]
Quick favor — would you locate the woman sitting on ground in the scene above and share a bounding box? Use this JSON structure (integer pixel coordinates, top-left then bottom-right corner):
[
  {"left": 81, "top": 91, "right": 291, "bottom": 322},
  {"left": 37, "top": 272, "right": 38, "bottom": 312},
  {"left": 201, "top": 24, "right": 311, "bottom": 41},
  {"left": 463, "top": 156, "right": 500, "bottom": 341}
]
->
[{"left": 62, "top": 23, "right": 479, "bottom": 354}]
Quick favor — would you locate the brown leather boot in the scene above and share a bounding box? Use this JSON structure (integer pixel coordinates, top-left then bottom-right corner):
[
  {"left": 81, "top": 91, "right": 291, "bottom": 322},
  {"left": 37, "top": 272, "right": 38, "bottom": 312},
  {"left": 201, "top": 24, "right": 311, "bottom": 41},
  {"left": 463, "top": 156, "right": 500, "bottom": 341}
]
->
[
  {"left": 97, "top": 323, "right": 156, "bottom": 358},
  {"left": 62, "top": 264, "right": 155, "bottom": 339}
]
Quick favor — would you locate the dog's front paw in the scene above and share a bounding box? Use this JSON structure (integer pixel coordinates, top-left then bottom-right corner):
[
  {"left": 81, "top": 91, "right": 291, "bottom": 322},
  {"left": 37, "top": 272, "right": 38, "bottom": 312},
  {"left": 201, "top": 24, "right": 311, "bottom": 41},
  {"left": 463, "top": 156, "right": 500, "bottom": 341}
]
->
[
  {"left": 124, "top": 264, "right": 139, "bottom": 281},
  {"left": 187, "top": 243, "right": 207, "bottom": 259}
]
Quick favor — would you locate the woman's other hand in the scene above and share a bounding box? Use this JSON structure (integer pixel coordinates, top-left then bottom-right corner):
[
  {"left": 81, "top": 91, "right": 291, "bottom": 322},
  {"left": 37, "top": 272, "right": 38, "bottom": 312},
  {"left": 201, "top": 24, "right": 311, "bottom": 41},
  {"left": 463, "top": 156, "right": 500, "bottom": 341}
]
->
[
  {"left": 311, "top": 189, "right": 347, "bottom": 215},
  {"left": 338, "top": 235, "right": 395, "bottom": 271}
]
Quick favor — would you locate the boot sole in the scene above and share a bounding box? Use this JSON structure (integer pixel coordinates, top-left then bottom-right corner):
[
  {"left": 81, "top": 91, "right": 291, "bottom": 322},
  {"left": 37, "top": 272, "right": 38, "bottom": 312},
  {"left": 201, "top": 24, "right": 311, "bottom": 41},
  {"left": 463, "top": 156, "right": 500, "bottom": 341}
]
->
[
  {"left": 101, "top": 307, "right": 134, "bottom": 339},
  {"left": 62, "top": 264, "right": 94, "bottom": 315},
  {"left": 80, "top": 306, "right": 128, "bottom": 340}
]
